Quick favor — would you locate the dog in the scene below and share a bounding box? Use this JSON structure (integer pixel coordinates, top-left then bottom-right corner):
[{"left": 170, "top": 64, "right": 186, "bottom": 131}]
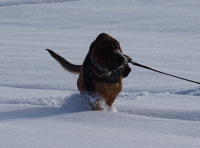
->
[{"left": 46, "top": 33, "right": 131, "bottom": 110}]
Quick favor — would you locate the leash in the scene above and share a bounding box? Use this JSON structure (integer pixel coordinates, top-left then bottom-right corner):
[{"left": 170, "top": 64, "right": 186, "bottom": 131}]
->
[{"left": 129, "top": 61, "right": 200, "bottom": 85}]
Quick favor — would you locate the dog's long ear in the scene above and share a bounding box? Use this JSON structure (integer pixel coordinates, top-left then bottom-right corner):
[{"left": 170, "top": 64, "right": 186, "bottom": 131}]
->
[
  {"left": 88, "top": 40, "right": 95, "bottom": 54},
  {"left": 122, "top": 64, "right": 131, "bottom": 78}
]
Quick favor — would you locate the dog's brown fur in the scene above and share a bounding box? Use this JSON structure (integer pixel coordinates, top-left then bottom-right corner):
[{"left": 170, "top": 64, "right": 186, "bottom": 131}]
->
[{"left": 46, "top": 33, "right": 131, "bottom": 110}]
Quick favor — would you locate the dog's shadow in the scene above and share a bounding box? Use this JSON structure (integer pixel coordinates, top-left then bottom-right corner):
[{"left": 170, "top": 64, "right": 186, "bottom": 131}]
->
[
  {"left": 0, "top": 94, "right": 91, "bottom": 121},
  {"left": 0, "top": 107, "right": 67, "bottom": 121}
]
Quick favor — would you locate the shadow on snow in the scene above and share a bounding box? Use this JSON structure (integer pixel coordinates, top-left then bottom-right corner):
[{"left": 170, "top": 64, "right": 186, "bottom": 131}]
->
[
  {"left": 0, "top": 0, "right": 78, "bottom": 7},
  {"left": 122, "top": 108, "right": 200, "bottom": 121}
]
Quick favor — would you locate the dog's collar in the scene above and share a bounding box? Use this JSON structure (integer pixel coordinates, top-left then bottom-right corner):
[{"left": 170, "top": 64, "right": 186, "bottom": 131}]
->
[{"left": 90, "top": 58, "right": 111, "bottom": 76}]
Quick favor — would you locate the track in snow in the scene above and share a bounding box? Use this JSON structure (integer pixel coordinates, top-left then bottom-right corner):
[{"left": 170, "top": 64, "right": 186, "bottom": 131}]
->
[
  {"left": 1, "top": 86, "right": 199, "bottom": 107},
  {"left": 1, "top": 86, "right": 200, "bottom": 122}
]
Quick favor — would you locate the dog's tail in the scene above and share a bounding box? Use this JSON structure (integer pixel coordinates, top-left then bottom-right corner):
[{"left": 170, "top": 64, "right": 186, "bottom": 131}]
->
[{"left": 46, "top": 49, "right": 81, "bottom": 74}]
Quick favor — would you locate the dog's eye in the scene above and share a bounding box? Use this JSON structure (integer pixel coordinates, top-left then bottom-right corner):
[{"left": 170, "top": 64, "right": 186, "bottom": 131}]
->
[{"left": 104, "top": 45, "right": 112, "bottom": 53}]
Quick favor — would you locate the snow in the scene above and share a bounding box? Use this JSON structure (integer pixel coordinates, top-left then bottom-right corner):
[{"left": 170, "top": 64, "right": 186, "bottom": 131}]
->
[{"left": 0, "top": 0, "right": 200, "bottom": 147}]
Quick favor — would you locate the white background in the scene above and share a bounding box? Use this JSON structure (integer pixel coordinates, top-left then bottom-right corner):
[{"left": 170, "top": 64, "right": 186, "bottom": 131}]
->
[{"left": 0, "top": 0, "right": 200, "bottom": 147}]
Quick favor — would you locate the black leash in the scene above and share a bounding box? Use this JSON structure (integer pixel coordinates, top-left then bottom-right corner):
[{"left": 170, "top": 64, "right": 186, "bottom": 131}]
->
[{"left": 130, "top": 61, "right": 200, "bottom": 85}]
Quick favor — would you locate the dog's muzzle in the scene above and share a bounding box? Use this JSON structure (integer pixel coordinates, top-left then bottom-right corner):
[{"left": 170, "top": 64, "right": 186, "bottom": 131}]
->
[{"left": 112, "top": 50, "right": 127, "bottom": 69}]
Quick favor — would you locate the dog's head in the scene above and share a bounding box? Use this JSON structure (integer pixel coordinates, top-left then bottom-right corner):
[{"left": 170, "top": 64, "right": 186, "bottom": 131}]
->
[{"left": 90, "top": 33, "right": 131, "bottom": 76}]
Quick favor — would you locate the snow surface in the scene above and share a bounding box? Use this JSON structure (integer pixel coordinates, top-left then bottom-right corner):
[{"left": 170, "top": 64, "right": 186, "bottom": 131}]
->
[{"left": 0, "top": 0, "right": 200, "bottom": 147}]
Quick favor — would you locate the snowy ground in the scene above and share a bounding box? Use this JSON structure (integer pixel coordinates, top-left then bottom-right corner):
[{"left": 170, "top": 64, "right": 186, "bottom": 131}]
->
[{"left": 0, "top": 0, "right": 200, "bottom": 147}]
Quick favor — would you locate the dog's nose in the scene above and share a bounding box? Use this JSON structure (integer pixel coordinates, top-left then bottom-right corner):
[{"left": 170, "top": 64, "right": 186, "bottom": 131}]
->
[
  {"left": 119, "top": 54, "right": 127, "bottom": 63},
  {"left": 114, "top": 53, "right": 126, "bottom": 65}
]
